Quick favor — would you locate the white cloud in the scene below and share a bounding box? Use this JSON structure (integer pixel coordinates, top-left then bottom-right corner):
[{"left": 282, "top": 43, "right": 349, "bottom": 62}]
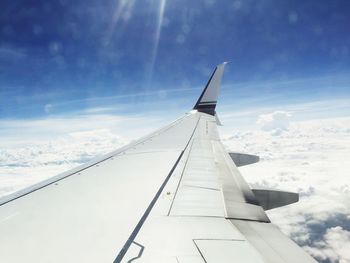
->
[
  {"left": 256, "top": 110, "right": 291, "bottom": 132},
  {"left": 304, "top": 227, "right": 350, "bottom": 263},
  {"left": 324, "top": 227, "right": 350, "bottom": 262},
  {"left": 218, "top": 98, "right": 350, "bottom": 135},
  {"left": 223, "top": 115, "right": 350, "bottom": 263}
]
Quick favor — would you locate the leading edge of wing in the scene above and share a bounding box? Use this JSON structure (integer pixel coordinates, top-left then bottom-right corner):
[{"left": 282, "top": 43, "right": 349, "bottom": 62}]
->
[{"left": 0, "top": 115, "right": 188, "bottom": 207}]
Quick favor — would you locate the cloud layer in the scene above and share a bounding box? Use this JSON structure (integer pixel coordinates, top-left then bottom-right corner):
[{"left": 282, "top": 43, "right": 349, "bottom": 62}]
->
[
  {"left": 223, "top": 113, "right": 350, "bottom": 262},
  {"left": 0, "top": 129, "right": 127, "bottom": 196}
]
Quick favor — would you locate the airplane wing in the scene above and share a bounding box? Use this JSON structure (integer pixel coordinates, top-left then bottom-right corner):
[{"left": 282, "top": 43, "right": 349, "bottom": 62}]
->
[{"left": 0, "top": 63, "right": 317, "bottom": 263}]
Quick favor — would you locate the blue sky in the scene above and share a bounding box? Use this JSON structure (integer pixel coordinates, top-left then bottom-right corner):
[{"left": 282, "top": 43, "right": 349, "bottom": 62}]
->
[{"left": 0, "top": 0, "right": 350, "bottom": 122}]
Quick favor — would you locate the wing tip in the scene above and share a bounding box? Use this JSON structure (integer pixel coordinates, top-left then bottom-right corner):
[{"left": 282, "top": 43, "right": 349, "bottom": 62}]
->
[
  {"left": 220, "top": 61, "right": 229, "bottom": 66},
  {"left": 193, "top": 62, "right": 228, "bottom": 115}
]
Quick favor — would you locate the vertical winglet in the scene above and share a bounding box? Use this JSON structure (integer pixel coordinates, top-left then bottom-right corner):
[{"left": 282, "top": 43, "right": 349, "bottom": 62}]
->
[{"left": 193, "top": 62, "right": 228, "bottom": 115}]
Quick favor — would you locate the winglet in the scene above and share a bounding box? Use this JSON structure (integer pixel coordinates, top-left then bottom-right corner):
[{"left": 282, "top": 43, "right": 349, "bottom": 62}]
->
[{"left": 193, "top": 62, "right": 228, "bottom": 115}]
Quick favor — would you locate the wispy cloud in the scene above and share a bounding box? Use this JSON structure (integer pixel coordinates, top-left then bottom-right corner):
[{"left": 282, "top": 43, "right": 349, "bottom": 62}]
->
[
  {"left": 0, "top": 111, "right": 169, "bottom": 148},
  {"left": 218, "top": 98, "right": 350, "bottom": 135},
  {"left": 0, "top": 46, "right": 26, "bottom": 61}
]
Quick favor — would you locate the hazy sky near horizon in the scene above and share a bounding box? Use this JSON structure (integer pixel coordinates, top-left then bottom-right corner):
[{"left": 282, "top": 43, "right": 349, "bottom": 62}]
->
[{"left": 0, "top": 0, "right": 350, "bottom": 123}]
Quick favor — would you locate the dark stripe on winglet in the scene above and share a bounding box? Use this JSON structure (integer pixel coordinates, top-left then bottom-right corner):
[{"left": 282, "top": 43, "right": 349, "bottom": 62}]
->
[{"left": 195, "top": 104, "right": 216, "bottom": 115}]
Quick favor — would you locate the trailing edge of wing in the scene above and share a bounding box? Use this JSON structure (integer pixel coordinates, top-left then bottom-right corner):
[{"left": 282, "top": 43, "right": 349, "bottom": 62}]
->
[{"left": 193, "top": 62, "right": 228, "bottom": 115}]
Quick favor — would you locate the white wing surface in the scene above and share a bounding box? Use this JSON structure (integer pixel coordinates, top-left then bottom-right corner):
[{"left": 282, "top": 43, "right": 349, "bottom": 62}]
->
[{"left": 0, "top": 63, "right": 317, "bottom": 263}]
